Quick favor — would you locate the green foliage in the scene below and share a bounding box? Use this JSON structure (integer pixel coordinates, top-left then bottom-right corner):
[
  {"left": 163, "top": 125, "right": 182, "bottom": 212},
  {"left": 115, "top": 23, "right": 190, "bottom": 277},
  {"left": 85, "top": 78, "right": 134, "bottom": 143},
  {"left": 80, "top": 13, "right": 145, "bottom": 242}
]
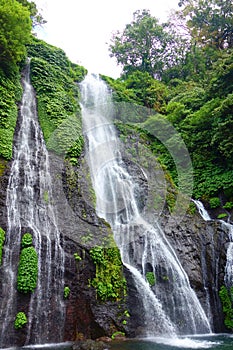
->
[
  {"left": 27, "top": 38, "right": 86, "bottom": 163},
  {"left": 109, "top": 9, "right": 180, "bottom": 78},
  {"left": 0, "top": 0, "right": 32, "bottom": 67},
  {"left": 17, "top": 246, "right": 38, "bottom": 293},
  {"left": 16, "top": 0, "right": 46, "bottom": 28},
  {"left": 90, "top": 246, "right": 106, "bottom": 265},
  {"left": 209, "top": 197, "right": 221, "bottom": 209},
  {"left": 124, "top": 310, "right": 130, "bottom": 318},
  {"left": 124, "top": 71, "right": 167, "bottom": 111},
  {"left": 0, "top": 67, "right": 22, "bottom": 159},
  {"left": 217, "top": 213, "right": 228, "bottom": 219},
  {"left": 14, "top": 311, "right": 27, "bottom": 329},
  {"left": 64, "top": 286, "right": 70, "bottom": 299},
  {"left": 223, "top": 202, "right": 233, "bottom": 210},
  {"left": 74, "top": 253, "right": 82, "bottom": 262},
  {"left": 90, "top": 245, "right": 127, "bottom": 301},
  {"left": 0, "top": 227, "right": 5, "bottom": 264},
  {"left": 179, "top": 0, "right": 233, "bottom": 50},
  {"left": 111, "top": 331, "right": 125, "bottom": 340},
  {"left": 21, "top": 233, "right": 33, "bottom": 248},
  {"left": 146, "top": 272, "right": 156, "bottom": 286},
  {"left": 219, "top": 285, "right": 233, "bottom": 329}
]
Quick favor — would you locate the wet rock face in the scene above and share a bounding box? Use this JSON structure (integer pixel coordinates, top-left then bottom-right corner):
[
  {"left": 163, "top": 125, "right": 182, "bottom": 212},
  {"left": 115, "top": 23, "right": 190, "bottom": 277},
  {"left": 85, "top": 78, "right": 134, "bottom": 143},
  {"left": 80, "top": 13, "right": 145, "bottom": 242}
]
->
[
  {"left": 50, "top": 153, "right": 129, "bottom": 342},
  {"left": 0, "top": 146, "right": 229, "bottom": 343},
  {"left": 160, "top": 213, "right": 228, "bottom": 332}
]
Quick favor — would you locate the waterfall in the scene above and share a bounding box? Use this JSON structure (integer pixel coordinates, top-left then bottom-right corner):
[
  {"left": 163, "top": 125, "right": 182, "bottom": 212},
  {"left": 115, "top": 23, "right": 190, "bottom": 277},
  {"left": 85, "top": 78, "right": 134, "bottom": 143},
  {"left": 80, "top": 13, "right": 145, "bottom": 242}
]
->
[
  {"left": 192, "top": 200, "right": 211, "bottom": 221},
  {"left": 221, "top": 221, "right": 233, "bottom": 288},
  {"left": 0, "top": 64, "right": 65, "bottom": 347},
  {"left": 80, "top": 74, "right": 211, "bottom": 336},
  {"left": 193, "top": 199, "right": 233, "bottom": 288}
]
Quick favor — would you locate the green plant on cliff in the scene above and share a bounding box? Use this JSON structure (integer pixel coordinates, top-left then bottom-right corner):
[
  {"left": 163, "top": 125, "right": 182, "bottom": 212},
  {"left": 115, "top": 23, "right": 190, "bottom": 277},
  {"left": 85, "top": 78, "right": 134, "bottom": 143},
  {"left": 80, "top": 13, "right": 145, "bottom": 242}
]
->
[
  {"left": 0, "top": 227, "right": 5, "bottom": 264},
  {"left": 111, "top": 331, "right": 125, "bottom": 340},
  {"left": 14, "top": 311, "right": 27, "bottom": 329},
  {"left": 146, "top": 272, "right": 156, "bottom": 286},
  {"left": 74, "top": 252, "right": 82, "bottom": 262},
  {"left": 219, "top": 285, "right": 233, "bottom": 329},
  {"left": 27, "top": 38, "right": 86, "bottom": 164},
  {"left": 17, "top": 235, "right": 38, "bottom": 293},
  {"left": 0, "top": 0, "right": 33, "bottom": 160},
  {"left": 90, "top": 245, "right": 127, "bottom": 301},
  {"left": 21, "top": 233, "right": 33, "bottom": 248},
  {"left": 209, "top": 197, "right": 221, "bottom": 209},
  {"left": 64, "top": 286, "right": 70, "bottom": 299},
  {"left": 0, "top": 68, "right": 22, "bottom": 159}
]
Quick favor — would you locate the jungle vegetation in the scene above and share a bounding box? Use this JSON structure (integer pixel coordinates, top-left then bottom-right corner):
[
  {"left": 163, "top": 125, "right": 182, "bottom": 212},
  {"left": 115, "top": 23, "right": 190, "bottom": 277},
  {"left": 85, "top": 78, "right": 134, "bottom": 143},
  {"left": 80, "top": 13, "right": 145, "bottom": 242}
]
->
[{"left": 0, "top": 0, "right": 232, "bottom": 208}]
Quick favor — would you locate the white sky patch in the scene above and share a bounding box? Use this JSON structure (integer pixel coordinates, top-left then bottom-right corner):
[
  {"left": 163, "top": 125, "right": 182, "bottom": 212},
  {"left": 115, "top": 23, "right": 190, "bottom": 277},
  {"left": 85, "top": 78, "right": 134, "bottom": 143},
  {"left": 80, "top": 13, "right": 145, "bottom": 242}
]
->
[{"left": 34, "top": 0, "right": 179, "bottom": 78}]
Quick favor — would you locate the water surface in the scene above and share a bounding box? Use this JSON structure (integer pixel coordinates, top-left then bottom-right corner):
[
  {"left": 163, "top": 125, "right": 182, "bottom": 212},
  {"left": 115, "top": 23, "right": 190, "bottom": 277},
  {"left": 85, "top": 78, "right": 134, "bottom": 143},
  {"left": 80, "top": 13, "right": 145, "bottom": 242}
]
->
[{"left": 110, "top": 334, "right": 233, "bottom": 350}]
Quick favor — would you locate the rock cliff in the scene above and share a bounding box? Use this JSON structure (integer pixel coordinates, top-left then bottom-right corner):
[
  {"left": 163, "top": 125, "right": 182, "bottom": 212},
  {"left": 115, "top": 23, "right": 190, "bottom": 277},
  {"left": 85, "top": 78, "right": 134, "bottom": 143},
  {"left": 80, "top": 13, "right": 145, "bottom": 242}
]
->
[{"left": 0, "top": 109, "right": 230, "bottom": 347}]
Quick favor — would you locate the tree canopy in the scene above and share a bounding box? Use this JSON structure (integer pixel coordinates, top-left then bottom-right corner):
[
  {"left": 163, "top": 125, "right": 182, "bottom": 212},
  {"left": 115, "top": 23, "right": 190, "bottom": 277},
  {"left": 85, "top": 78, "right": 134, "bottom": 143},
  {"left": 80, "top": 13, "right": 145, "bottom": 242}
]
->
[
  {"left": 106, "top": 0, "right": 233, "bottom": 207},
  {"left": 0, "top": 0, "right": 32, "bottom": 66},
  {"left": 178, "top": 0, "right": 233, "bottom": 49},
  {"left": 109, "top": 9, "right": 184, "bottom": 79}
]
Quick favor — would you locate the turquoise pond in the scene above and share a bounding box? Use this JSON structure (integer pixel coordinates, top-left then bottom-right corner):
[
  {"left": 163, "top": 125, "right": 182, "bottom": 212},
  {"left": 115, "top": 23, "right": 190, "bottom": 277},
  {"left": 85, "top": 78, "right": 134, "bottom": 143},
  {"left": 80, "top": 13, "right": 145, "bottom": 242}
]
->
[{"left": 12, "top": 334, "right": 233, "bottom": 350}]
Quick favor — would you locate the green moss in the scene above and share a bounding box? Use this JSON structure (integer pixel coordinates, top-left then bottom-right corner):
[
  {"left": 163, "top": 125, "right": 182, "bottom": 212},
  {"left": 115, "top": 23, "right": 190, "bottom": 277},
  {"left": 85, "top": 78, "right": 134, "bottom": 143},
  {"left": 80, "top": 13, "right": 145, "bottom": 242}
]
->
[
  {"left": 217, "top": 213, "right": 228, "bottom": 219},
  {"left": 188, "top": 201, "right": 197, "bottom": 215},
  {"left": 0, "top": 227, "right": 5, "bottom": 264},
  {"left": 90, "top": 245, "right": 127, "bottom": 301},
  {"left": 14, "top": 311, "right": 27, "bottom": 329},
  {"left": 0, "top": 158, "right": 7, "bottom": 176}
]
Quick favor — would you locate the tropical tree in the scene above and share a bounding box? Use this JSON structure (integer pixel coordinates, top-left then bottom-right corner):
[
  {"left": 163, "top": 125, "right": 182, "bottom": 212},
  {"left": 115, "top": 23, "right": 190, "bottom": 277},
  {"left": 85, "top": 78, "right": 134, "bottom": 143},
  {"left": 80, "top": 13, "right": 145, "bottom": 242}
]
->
[
  {"left": 178, "top": 0, "right": 233, "bottom": 49},
  {"left": 109, "top": 9, "right": 183, "bottom": 79},
  {"left": 0, "top": 0, "right": 32, "bottom": 66},
  {"left": 16, "top": 0, "right": 46, "bottom": 28}
]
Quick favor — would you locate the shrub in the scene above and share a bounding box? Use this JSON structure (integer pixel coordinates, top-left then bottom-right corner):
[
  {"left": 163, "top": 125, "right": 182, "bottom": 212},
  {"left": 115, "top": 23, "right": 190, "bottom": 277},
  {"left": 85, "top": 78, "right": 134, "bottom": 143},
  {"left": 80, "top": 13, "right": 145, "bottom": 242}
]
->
[
  {"left": 17, "top": 246, "right": 38, "bottom": 293},
  {"left": 217, "top": 213, "right": 228, "bottom": 219},
  {"left": 223, "top": 202, "right": 233, "bottom": 210},
  {"left": 64, "top": 286, "right": 70, "bottom": 299},
  {"left": 146, "top": 272, "right": 156, "bottom": 286},
  {"left": 14, "top": 311, "right": 27, "bottom": 329},
  {"left": 90, "top": 245, "right": 127, "bottom": 301},
  {"left": 21, "top": 233, "right": 33, "bottom": 248},
  {"left": 209, "top": 197, "right": 221, "bottom": 208}
]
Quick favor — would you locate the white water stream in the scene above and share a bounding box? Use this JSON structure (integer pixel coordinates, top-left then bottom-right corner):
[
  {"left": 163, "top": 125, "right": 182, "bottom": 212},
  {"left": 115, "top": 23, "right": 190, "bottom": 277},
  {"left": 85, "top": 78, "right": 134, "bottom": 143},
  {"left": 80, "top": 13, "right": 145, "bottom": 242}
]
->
[
  {"left": 80, "top": 74, "right": 211, "bottom": 336},
  {"left": 192, "top": 200, "right": 211, "bottom": 221},
  {"left": 193, "top": 200, "right": 233, "bottom": 289},
  {"left": 0, "top": 64, "right": 65, "bottom": 347}
]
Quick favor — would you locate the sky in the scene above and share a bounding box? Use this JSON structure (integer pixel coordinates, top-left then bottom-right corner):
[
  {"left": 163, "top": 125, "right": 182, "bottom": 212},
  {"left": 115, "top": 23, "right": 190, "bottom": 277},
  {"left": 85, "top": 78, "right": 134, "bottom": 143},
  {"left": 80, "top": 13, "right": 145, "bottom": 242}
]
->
[{"left": 34, "top": 0, "right": 179, "bottom": 78}]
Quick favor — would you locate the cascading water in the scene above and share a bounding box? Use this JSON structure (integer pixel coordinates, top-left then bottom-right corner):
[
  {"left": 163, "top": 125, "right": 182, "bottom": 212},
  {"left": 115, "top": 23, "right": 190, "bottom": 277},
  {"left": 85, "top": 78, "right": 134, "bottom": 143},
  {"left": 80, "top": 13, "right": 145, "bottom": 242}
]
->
[
  {"left": 193, "top": 199, "right": 233, "bottom": 293},
  {"left": 80, "top": 73, "right": 211, "bottom": 336},
  {"left": 0, "top": 64, "right": 65, "bottom": 347},
  {"left": 222, "top": 221, "right": 233, "bottom": 288},
  {"left": 192, "top": 200, "right": 211, "bottom": 221}
]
